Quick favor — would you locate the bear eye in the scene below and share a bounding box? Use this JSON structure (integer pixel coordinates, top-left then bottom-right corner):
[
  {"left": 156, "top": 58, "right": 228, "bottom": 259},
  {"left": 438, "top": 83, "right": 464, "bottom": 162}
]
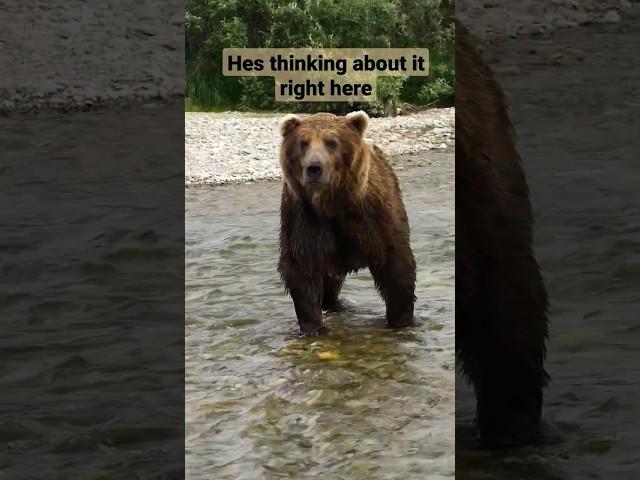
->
[
  {"left": 324, "top": 138, "right": 337, "bottom": 150},
  {"left": 300, "top": 140, "right": 309, "bottom": 150}
]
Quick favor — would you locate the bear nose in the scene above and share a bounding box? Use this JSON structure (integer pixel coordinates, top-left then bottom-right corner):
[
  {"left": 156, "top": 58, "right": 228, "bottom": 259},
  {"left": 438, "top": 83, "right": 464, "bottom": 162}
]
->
[{"left": 306, "top": 163, "right": 323, "bottom": 181}]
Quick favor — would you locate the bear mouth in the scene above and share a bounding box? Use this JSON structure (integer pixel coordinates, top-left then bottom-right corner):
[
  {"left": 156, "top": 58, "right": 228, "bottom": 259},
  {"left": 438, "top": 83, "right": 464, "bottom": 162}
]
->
[{"left": 304, "top": 179, "right": 328, "bottom": 189}]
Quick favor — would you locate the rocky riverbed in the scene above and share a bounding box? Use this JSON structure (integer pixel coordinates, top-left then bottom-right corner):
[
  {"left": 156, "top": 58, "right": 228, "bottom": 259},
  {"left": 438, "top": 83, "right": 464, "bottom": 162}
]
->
[{"left": 185, "top": 108, "right": 455, "bottom": 186}]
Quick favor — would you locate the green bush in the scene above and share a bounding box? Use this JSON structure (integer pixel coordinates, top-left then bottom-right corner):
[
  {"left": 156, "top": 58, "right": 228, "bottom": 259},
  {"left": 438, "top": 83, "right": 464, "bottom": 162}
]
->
[
  {"left": 185, "top": 0, "right": 454, "bottom": 113},
  {"left": 239, "top": 78, "right": 276, "bottom": 110},
  {"left": 418, "top": 78, "right": 453, "bottom": 105}
]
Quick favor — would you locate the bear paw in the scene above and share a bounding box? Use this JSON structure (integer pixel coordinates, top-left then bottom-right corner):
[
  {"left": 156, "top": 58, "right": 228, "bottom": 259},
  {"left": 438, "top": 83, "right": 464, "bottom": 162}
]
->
[
  {"left": 387, "top": 313, "right": 415, "bottom": 329},
  {"left": 299, "top": 322, "right": 329, "bottom": 336}
]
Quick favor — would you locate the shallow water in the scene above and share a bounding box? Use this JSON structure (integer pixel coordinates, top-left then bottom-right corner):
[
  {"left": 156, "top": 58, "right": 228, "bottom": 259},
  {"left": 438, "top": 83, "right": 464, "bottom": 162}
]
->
[
  {"left": 456, "top": 12, "right": 640, "bottom": 480},
  {"left": 0, "top": 107, "right": 185, "bottom": 477},
  {"left": 186, "top": 155, "right": 454, "bottom": 479}
]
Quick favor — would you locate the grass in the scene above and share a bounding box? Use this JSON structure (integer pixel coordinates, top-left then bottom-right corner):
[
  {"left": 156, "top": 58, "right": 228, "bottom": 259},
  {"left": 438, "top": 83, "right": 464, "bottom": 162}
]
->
[
  {"left": 185, "top": 98, "right": 234, "bottom": 112},
  {"left": 185, "top": 98, "right": 285, "bottom": 113}
]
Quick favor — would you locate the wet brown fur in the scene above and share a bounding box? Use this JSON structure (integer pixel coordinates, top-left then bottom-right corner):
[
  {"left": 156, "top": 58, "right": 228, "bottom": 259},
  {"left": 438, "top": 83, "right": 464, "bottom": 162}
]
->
[
  {"left": 278, "top": 112, "right": 416, "bottom": 335},
  {"left": 456, "top": 20, "right": 549, "bottom": 447}
]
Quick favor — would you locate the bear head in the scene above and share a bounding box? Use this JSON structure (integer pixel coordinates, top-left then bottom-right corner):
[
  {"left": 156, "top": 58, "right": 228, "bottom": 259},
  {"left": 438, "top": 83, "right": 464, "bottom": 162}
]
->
[{"left": 279, "top": 111, "right": 370, "bottom": 200}]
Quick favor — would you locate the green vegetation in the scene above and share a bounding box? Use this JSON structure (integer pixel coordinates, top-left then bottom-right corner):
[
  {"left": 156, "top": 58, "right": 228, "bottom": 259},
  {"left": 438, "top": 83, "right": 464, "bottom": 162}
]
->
[{"left": 186, "top": 0, "right": 454, "bottom": 114}]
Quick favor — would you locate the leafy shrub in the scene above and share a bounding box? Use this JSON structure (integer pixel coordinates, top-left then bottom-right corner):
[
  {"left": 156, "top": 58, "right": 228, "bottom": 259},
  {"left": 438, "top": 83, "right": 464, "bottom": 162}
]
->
[
  {"left": 185, "top": 0, "right": 454, "bottom": 114},
  {"left": 418, "top": 77, "right": 454, "bottom": 105}
]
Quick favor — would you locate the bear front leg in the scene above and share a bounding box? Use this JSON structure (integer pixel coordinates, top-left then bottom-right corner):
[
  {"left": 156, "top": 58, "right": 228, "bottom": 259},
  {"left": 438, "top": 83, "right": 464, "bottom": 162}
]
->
[
  {"left": 458, "top": 280, "right": 548, "bottom": 447},
  {"left": 279, "top": 258, "right": 325, "bottom": 335},
  {"left": 370, "top": 245, "right": 416, "bottom": 328},
  {"left": 466, "top": 341, "right": 545, "bottom": 448},
  {"left": 322, "top": 273, "right": 346, "bottom": 312}
]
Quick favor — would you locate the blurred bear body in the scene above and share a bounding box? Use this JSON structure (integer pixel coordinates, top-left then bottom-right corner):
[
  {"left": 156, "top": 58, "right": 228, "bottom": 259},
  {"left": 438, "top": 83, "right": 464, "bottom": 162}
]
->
[
  {"left": 278, "top": 111, "right": 416, "bottom": 335},
  {"left": 456, "top": 21, "right": 549, "bottom": 447}
]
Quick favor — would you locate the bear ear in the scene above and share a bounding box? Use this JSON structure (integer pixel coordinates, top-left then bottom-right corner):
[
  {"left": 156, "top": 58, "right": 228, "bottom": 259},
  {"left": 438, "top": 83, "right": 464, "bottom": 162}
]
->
[
  {"left": 345, "top": 110, "right": 369, "bottom": 136},
  {"left": 279, "top": 113, "right": 301, "bottom": 137}
]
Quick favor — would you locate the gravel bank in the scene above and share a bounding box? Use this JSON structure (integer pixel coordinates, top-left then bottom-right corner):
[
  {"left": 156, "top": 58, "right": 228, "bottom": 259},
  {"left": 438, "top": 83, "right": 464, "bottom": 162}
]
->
[
  {"left": 458, "top": 0, "right": 636, "bottom": 43},
  {"left": 0, "top": 1, "right": 183, "bottom": 113},
  {"left": 185, "top": 108, "right": 454, "bottom": 186}
]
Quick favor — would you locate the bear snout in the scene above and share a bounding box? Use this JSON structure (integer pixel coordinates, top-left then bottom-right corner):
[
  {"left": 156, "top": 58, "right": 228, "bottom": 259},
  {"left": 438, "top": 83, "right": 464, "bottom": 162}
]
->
[
  {"left": 302, "top": 152, "right": 330, "bottom": 186},
  {"left": 305, "top": 162, "right": 323, "bottom": 183}
]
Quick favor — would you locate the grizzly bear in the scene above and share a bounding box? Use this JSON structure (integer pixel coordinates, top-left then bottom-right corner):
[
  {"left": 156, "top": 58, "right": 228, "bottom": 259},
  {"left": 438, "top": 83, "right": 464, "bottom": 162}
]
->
[
  {"left": 456, "top": 20, "right": 549, "bottom": 447},
  {"left": 277, "top": 111, "right": 416, "bottom": 335}
]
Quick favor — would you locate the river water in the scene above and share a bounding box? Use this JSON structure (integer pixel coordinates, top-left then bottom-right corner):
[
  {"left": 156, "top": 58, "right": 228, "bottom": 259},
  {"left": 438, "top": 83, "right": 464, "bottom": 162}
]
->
[
  {"left": 186, "top": 153, "right": 455, "bottom": 479},
  {"left": 456, "top": 9, "right": 640, "bottom": 480},
  {"left": 1, "top": 106, "right": 185, "bottom": 477}
]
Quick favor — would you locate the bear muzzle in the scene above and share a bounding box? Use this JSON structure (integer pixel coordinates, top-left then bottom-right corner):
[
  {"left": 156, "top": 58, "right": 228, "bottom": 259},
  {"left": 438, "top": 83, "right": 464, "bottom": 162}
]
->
[
  {"left": 302, "top": 153, "right": 330, "bottom": 187},
  {"left": 305, "top": 162, "right": 324, "bottom": 183}
]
